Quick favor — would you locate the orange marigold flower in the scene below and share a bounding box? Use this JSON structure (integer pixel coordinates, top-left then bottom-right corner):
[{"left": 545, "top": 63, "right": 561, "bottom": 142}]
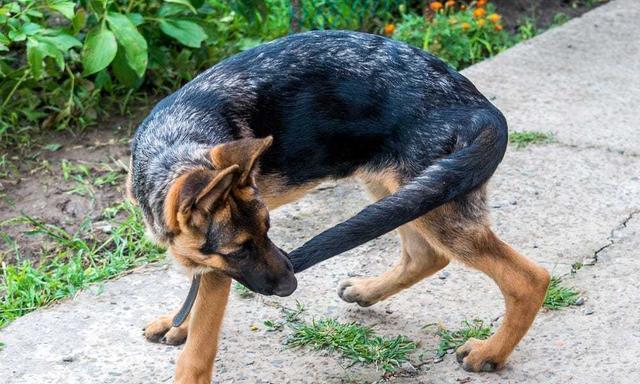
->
[
  {"left": 477, "top": 0, "right": 487, "bottom": 6},
  {"left": 430, "top": 1, "right": 443, "bottom": 11},
  {"left": 384, "top": 23, "right": 395, "bottom": 36},
  {"left": 473, "top": 8, "right": 486, "bottom": 18},
  {"left": 487, "top": 13, "right": 501, "bottom": 23},
  {"left": 476, "top": 18, "right": 486, "bottom": 26},
  {"left": 494, "top": 24, "right": 503, "bottom": 31},
  {"left": 445, "top": 0, "right": 456, "bottom": 7},
  {"left": 461, "top": 22, "right": 471, "bottom": 30}
]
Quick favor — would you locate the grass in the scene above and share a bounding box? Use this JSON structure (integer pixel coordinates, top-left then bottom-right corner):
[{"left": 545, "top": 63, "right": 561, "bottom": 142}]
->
[
  {"left": 543, "top": 276, "right": 580, "bottom": 310},
  {"left": 508, "top": 131, "right": 553, "bottom": 148},
  {"left": 0, "top": 201, "right": 164, "bottom": 327},
  {"left": 263, "top": 301, "right": 306, "bottom": 332},
  {"left": 233, "top": 281, "right": 255, "bottom": 299},
  {"left": 287, "top": 318, "right": 417, "bottom": 372},
  {"left": 431, "top": 319, "right": 493, "bottom": 357},
  {"left": 60, "top": 159, "right": 127, "bottom": 198}
]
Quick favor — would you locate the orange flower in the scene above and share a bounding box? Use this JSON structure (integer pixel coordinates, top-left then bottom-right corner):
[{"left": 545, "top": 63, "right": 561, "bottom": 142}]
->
[
  {"left": 384, "top": 23, "right": 395, "bottom": 36},
  {"left": 429, "top": 1, "right": 443, "bottom": 11},
  {"left": 476, "top": 18, "right": 486, "bottom": 26},
  {"left": 473, "top": 8, "right": 486, "bottom": 18},
  {"left": 494, "top": 24, "right": 503, "bottom": 31},
  {"left": 477, "top": 0, "right": 487, "bottom": 6},
  {"left": 487, "top": 13, "right": 501, "bottom": 23},
  {"left": 445, "top": 0, "right": 456, "bottom": 7},
  {"left": 461, "top": 22, "right": 471, "bottom": 30}
]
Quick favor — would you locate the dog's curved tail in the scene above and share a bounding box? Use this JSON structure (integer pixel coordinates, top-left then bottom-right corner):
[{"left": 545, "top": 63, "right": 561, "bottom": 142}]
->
[{"left": 288, "top": 106, "right": 508, "bottom": 273}]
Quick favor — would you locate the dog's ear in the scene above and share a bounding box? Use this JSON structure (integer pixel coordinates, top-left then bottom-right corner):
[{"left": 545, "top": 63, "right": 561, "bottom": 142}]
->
[
  {"left": 210, "top": 136, "right": 273, "bottom": 186},
  {"left": 165, "top": 165, "right": 240, "bottom": 232}
]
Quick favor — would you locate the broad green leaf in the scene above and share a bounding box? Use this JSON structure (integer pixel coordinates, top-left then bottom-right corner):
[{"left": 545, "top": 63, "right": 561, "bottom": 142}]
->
[
  {"left": 126, "top": 12, "right": 143, "bottom": 26},
  {"left": 106, "top": 12, "right": 147, "bottom": 78},
  {"left": 22, "top": 23, "right": 42, "bottom": 36},
  {"left": 48, "top": 0, "right": 75, "bottom": 20},
  {"left": 37, "top": 32, "right": 81, "bottom": 52},
  {"left": 0, "top": 32, "right": 9, "bottom": 45},
  {"left": 81, "top": 27, "right": 117, "bottom": 75},
  {"left": 26, "top": 38, "right": 64, "bottom": 77},
  {"left": 111, "top": 46, "right": 142, "bottom": 88},
  {"left": 159, "top": 19, "right": 206, "bottom": 48},
  {"left": 26, "top": 38, "right": 44, "bottom": 78},
  {"left": 72, "top": 8, "right": 86, "bottom": 33},
  {"left": 88, "top": 0, "right": 106, "bottom": 15},
  {"left": 165, "top": 0, "right": 197, "bottom": 14},
  {"left": 158, "top": 3, "right": 189, "bottom": 17}
]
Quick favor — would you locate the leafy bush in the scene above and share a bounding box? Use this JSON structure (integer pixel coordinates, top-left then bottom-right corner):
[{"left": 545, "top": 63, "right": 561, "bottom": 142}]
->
[{"left": 392, "top": 0, "right": 512, "bottom": 69}]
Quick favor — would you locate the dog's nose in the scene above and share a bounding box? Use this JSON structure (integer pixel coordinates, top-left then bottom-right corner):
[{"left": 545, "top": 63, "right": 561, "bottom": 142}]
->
[{"left": 273, "top": 274, "right": 297, "bottom": 297}]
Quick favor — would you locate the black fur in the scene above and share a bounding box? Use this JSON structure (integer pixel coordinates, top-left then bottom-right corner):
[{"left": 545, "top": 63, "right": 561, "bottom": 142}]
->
[{"left": 130, "top": 30, "right": 508, "bottom": 270}]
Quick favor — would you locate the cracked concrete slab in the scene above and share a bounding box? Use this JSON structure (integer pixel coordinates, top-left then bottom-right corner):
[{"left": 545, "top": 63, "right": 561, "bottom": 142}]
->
[
  {"left": 463, "top": 0, "right": 640, "bottom": 155},
  {"left": 2, "top": 0, "right": 640, "bottom": 383}
]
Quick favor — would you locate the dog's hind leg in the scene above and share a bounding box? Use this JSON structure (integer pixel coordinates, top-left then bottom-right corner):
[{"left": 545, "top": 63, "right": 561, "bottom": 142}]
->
[
  {"left": 419, "top": 192, "right": 550, "bottom": 372},
  {"left": 338, "top": 178, "right": 449, "bottom": 307}
]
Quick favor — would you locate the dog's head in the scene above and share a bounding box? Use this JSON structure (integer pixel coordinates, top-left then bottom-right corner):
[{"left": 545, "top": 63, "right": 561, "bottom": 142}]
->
[{"left": 164, "top": 136, "right": 296, "bottom": 296}]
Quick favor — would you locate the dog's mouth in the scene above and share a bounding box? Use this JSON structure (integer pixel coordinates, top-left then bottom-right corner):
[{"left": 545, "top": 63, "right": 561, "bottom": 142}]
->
[{"left": 232, "top": 273, "right": 297, "bottom": 297}]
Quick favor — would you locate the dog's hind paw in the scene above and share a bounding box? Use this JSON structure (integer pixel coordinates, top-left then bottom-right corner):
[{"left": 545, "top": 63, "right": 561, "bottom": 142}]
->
[
  {"left": 143, "top": 314, "right": 188, "bottom": 346},
  {"left": 337, "top": 278, "right": 378, "bottom": 307},
  {"left": 455, "top": 338, "right": 504, "bottom": 372}
]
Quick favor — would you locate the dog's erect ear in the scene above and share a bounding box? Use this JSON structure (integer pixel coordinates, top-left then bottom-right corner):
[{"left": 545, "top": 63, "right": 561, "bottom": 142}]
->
[
  {"left": 210, "top": 136, "right": 273, "bottom": 186},
  {"left": 165, "top": 165, "right": 240, "bottom": 232}
]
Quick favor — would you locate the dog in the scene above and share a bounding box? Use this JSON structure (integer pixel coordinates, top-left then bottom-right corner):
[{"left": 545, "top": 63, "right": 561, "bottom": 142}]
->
[{"left": 127, "top": 30, "right": 550, "bottom": 383}]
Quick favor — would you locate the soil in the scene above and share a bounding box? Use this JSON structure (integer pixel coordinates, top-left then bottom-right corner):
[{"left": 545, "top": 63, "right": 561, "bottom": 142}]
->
[{"left": 0, "top": 0, "right": 605, "bottom": 266}]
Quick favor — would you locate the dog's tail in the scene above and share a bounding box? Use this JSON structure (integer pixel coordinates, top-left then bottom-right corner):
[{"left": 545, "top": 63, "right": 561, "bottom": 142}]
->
[{"left": 288, "top": 106, "right": 508, "bottom": 273}]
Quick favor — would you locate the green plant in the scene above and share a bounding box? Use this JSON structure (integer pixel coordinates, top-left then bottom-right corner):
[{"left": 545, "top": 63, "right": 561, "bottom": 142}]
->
[
  {"left": 508, "top": 131, "right": 553, "bottom": 148},
  {"left": 430, "top": 319, "right": 493, "bottom": 357},
  {"left": 288, "top": 318, "right": 416, "bottom": 372},
  {"left": 263, "top": 300, "right": 305, "bottom": 331},
  {"left": 393, "top": 1, "right": 512, "bottom": 69},
  {"left": 232, "top": 281, "right": 255, "bottom": 298},
  {"left": 543, "top": 276, "right": 579, "bottom": 310},
  {"left": 0, "top": 200, "right": 164, "bottom": 327}
]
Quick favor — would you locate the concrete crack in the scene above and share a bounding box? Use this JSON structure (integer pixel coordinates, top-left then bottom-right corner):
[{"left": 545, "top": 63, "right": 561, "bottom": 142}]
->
[{"left": 584, "top": 209, "right": 640, "bottom": 265}]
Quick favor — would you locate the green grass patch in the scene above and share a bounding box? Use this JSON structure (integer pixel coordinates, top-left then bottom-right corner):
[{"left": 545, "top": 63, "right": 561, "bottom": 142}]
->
[
  {"left": 232, "top": 281, "right": 255, "bottom": 299},
  {"left": 0, "top": 201, "right": 164, "bottom": 327},
  {"left": 543, "top": 276, "right": 580, "bottom": 310},
  {"left": 430, "top": 319, "right": 493, "bottom": 357},
  {"left": 287, "top": 318, "right": 416, "bottom": 372},
  {"left": 263, "top": 301, "right": 306, "bottom": 332},
  {"left": 508, "top": 131, "right": 553, "bottom": 148}
]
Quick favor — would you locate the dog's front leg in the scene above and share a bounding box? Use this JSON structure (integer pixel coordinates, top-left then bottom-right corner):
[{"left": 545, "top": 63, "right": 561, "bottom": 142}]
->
[{"left": 174, "top": 272, "right": 231, "bottom": 384}]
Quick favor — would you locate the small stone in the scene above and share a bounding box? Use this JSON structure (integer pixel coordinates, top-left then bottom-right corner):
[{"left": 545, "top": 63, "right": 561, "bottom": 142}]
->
[
  {"left": 250, "top": 324, "right": 259, "bottom": 331},
  {"left": 575, "top": 297, "right": 585, "bottom": 306},
  {"left": 433, "top": 357, "right": 444, "bottom": 363},
  {"left": 438, "top": 271, "right": 450, "bottom": 280},
  {"left": 400, "top": 362, "right": 417, "bottom": 374},
  {"left": 582, "top": 257, "right": 597, "bottom": 266},
  {"left": 584, "top": 309, "right": 594, "bottom": 315},
  {"left": 510, "top": 200, "right": 518, "bottom": 205},
  {"left": 385, "top": 309, "right": 394, "bottom": 314},
  {"left": 61, "top": 356, "right": 74, "bottom": 363}
]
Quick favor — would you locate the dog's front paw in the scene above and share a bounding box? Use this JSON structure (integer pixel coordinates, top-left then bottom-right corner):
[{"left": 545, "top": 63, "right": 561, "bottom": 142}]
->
[
  {"left": 455, "top": 338, "right": 504, "bottom": 372},
  {"left": 143, "top": 315, "right": 188, "bottom": 346},
  {"left": 337, "top": 278, "right": 379, "bottom": 307}
]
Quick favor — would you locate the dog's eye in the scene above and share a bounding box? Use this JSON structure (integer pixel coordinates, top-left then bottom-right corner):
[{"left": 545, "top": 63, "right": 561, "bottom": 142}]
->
[{"left": 224, "top": 240, "right": 254, "bottom": 259}]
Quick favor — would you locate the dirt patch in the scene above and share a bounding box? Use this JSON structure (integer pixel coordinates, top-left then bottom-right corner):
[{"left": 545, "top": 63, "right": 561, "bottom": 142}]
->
[{"left": 494, "top": 0, "right": 608, "bottom": 31}]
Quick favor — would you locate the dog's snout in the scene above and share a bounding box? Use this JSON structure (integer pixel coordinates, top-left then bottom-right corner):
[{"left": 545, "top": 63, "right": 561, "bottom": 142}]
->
[{"left": 273, "top": 273, "right": 297, "bottom": 297}]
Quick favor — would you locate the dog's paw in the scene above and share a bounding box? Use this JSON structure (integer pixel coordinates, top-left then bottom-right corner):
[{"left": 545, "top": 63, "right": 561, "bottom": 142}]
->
[
  {"left": 143, "top": 316, "right": 188, "bottom": 346},
  {"left": 337, "top": 278, "right": 378, "bottom": 307},
  {"left": 455, "top": 338, "right": 504, "bottom": 372}
]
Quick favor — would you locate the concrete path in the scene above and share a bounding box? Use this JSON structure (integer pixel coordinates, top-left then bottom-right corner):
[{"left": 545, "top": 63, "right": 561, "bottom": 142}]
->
[{"left": 2, "top": 0, "right": 639, "bottom": 382}]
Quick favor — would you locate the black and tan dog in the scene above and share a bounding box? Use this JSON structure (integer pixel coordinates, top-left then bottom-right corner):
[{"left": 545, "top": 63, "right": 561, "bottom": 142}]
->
[{"left": 128, "top": 30, "right": 550, "bottom": 383}]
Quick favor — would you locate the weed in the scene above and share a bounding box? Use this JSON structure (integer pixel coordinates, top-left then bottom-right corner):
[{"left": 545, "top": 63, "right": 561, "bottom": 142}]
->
[
  {"left": 508, "top": 131, "right": 553, "bottom": 148},
  {"left": 430, "top": 319, "right": 493, "bottom": 357},
  {"left": 0, "top": 201, "right": 164, "bottom": 327},
  {"left": 264, "top": 301, "right": 305, "bottom": 332},
  {"left": 544, "top": 276, "right": 580, "bottom": 310},
  {"left": 287, "top": 318, "right": 416, "bottom": 372},
  {"left": 571, "top": 261, "right": 583, "bottom": 274},
  {"left": 233, "top": 281, "right": 255, "bottom": 299}
]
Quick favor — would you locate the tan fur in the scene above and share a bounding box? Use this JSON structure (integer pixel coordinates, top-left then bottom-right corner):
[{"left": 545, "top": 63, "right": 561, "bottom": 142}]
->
[
  {"left": 125, "top": 158, "right": 137, "bottom": 205},
  {"left": 174, "top": 273, "right": 231, "bottom": 384}
]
